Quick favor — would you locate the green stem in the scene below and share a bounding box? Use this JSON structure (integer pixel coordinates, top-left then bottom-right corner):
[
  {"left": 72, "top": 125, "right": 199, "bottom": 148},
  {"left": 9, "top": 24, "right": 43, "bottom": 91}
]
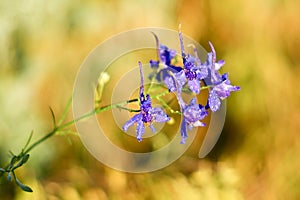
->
[{"left": 23, "top": 98, "right": 138, "bottom": 155}]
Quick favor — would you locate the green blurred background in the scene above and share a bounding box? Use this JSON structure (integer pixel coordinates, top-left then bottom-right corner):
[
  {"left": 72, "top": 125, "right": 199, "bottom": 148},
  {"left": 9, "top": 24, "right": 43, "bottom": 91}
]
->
[{"left": 0, "top": 0, "right": 299, "bottom": 199}]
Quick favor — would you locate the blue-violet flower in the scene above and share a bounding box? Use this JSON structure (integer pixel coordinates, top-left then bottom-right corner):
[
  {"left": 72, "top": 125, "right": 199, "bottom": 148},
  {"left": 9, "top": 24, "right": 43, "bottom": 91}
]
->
[
  {"left": 206, "top": 42, "right": 240, "bottom": 112},
  {"left": 122, "top": 61, "right": 170, "bottom": 142}
]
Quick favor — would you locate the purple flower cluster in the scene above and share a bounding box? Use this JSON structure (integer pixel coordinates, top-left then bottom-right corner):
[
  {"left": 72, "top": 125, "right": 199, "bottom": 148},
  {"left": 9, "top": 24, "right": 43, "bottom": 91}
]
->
[{"left": 123, "top": 29, "right": 240, "bottom": 144}]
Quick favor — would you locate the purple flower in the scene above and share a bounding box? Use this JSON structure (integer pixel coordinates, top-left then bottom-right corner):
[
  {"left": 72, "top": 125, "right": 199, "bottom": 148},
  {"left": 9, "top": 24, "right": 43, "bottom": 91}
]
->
[
  {"left": 162, "top": 30, "right": 208, "bottom": 94},
  {"left": 175, "top": 83, "right": 208, "bottom": 143},
  {"left": 149, "top": 33, "right": 182, "bottom": 84},
  {"left": 122, "top": 61, "right": 170, "bottom": 142},
  {"left": 206, "top": 42, "right": 240, "bottom": 112},
  {"left": 179, "top": 97, "right": 208, "bottom": 144}
]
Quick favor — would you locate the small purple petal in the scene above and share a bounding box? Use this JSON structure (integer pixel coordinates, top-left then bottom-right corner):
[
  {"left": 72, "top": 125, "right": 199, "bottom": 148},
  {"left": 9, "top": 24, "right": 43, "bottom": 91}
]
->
[
  {"left": 175, "top": 70, "right": 187, "bottom": 87},
  {"left": 150, "top": 60, "right": 159, "bottom": 69},
  {"left": 191, "top": 120, "right": 206, "bottom": 127},
  {"left": 215, "top": 60, "right": 225, "bottom": 70},
  {"left": 184, "top": 55, "right": 195, "bottom": 70},
  {"left": 208, "top": 41, "right": 216, "bottom": 65},
  {"left": 213, "top": 79, "right": 241, "bottom": 100},
  {"left": 208, "top": 90, "right": 221, "bottom": 112},
  {"left": 196, "top": 64, "right": 208, "bottom": 80},
  {"left": 183, "top": 98, "right": 208, "bottom": 123},
  {"left": 138, "top": 61, "right": 145, "bottom": 101},
  {"left": 189, "top": 98, "right": 197, "bottom": 106},
  {"left": 149, "top": 124, "right": 156, "bottom": 133},
  {"left": 188, "top": 79, "right": 200, "bottom": 94},
  {"left": 178, "top": 25, "right": 185, "bottom": 57},
  {"left": 180, "top": 118, "right": 188, "bottom": 144},
  {"left": 159, "top": 45, "right": 176, "bottom": 66},
  {"left": 150, "top": 107, "right": 170, "bottom": 123},
  {"left": 122, "top": 114, "right": 142, "bottom": 132},
  {"left": 164, "top": 76, "right": 176, "bottom": 92},
  {"left": 136, "top": 120, "right": 145, "bottom": 142}
]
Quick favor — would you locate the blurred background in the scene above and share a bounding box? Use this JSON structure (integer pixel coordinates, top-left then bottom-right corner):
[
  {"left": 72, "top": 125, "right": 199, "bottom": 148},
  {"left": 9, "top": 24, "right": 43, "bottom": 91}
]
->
[{"left": 0, "top": 0, "right": 299, "bottom": 199}]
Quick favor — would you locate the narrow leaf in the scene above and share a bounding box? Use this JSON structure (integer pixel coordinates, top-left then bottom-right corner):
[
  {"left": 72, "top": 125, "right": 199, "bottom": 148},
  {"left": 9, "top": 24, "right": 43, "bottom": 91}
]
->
[
  {"left": 23, "top": 131, "right": 33, "bottom": 152},
  {"left": 0, "top": 168, "right": 5, "bottom": 172},
  {"left": 49, "top": 106, "right": 57, "bottom": 128},
  {"left": 57, "top": 97, "right": 72, "bottom": 126},
  {"left": 9, "top": 151, "right": 15, "bottom": 157}
]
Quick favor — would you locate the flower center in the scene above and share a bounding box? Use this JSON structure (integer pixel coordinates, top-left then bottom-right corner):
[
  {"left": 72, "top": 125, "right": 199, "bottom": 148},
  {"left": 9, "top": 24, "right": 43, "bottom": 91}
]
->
[{"left": 184, "top": 69, "right": 196, "bottom": 80}]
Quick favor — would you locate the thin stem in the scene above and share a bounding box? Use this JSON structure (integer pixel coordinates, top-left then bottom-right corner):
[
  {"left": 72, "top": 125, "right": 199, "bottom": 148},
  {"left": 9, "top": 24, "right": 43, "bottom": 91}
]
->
[
  {"left": 200, "top": 85, "right": 213, "bottom": 90},
  {"left": 156, "top": 96, "right": 181, "bottom": 115},
  {"left": 116, "top": 105, "right": 140, "bottom": 112},
  {"left": 1, "top": 89, "right": 174, "bottom": 179},
  {"left": 58, "top": 96, "right": 72, "bottom": 126},
  {"left": 23, "top": 129, "right": 56, "bottom": 154},
  {"left": 23, "top": 98, "right": 139, "bottom": 155}
]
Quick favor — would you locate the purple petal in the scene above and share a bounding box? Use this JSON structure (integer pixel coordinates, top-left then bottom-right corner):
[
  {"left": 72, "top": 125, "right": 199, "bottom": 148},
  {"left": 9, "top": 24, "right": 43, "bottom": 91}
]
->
[
  {"left": 174, "top": 71, "right": 187, "bottom": 87},
  {"left": 164, "top": 76, "right": 176, "bottom": 92},
  {"left": 180, "top": 118, "right": 188, "bottom": 144},
  {"left": 208, "top": 41, "right": 216, "bottom": 65},
  {"left": 159, "top": 45, "right": 176, "bottom": 66},
  {"left": 191, "top": 120, "right": 206, "bottom": 127},
  {"left": 214, "top": 80, "right": 240, "bottom": 99},
  {"left": 150, "top": 107, "right": 170, "bottom": 123},
  {"left": 178, "top": 25, "right": 185, "bottom": 57},
  {"left": 183, "top": 100, "right": 208, "bottom": 124},
  {"left": 149, "top": 124, "right": 156, "bottom": 133},
  {"left": 136, "top": 120, "right": 145, "bottom": 142},
  {"left": 184, "top": 55, "right": 195, "bottom": 70},
  {"left": 196, "top": 64, "right": 208, "bottom": 80},
  {"left": 208, "top": 90, "right": 221, "bottom": 112},
  {"left": 189, "top": 97, "right": 197, "bottom": 106},
  {"left": 188, "top": 79, "right": 200, "bottom": 94},
  {"left": 138, "top": 61, "right": 145, "bottom": 101},
  {"left": 150, "top": 60, "right": 159, "bottom": 69},
  {"left": 215, "top": 60, "right": 225, "bottom": 70},
  {"left": 122, "top": 114, "right": 142, "bottom": 132}
]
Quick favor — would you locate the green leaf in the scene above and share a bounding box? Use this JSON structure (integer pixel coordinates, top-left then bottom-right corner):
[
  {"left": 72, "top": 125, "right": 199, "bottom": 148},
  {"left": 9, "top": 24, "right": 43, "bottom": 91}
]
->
[
  {"left": 49, "top": 106, "right": 57, "bottom": 128},
  {"left": 23, "top": 131, "right": 33, "bottom": 152},
  {"left": 0, "top": 168, "right": 5, "bottom": 172},
  {"left": 9, "top": 150, "right": 15, "bottom": 157},
  {"left": 57, "top": 96, "right": 72, "bottom": 126}
]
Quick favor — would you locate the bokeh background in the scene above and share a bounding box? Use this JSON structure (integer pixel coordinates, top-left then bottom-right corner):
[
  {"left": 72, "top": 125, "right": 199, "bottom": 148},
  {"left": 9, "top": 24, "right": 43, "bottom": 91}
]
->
[{"left": 0, "top": 0, "right": 299, "bottom": 199}]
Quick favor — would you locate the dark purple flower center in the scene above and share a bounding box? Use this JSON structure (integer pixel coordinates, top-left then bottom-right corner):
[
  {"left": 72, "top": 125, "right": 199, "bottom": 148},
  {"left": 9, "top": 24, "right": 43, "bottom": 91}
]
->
[
  {"left": 140, "top": 94, "right": 153, "bottom": 123},
  {"left": 141, "top": 110, "right": 152, "bottom": 123},
  {"left": 184, "top": 69, "right": 197, "bottom": 80}
]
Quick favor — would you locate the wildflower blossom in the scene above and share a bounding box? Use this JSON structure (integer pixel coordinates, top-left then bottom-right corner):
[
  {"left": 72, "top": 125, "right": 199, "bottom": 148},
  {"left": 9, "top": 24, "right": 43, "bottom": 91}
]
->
[
  {"left": 148, "top": 33, "right": 183, "bottom": 88},
  {"left": 122, "top": 62, "right": 170, "bottom": 142},
  {"left": 177, "top": 30, "right": 208, "bottom": 94},
  {"left": 147, "top": 28, "right": 240, "bottom": 142},
  {"left": 206, "top": 42, "right": 240, "bottom": 112},
  {"left": 173, "top": 77, "right": 208, "bottom": 144},
  {"left": 150, "top": 29, "right": 209, "bottom": 95},
  {"left": 178, "top": 96, "right": 208, "bottom": 144}
]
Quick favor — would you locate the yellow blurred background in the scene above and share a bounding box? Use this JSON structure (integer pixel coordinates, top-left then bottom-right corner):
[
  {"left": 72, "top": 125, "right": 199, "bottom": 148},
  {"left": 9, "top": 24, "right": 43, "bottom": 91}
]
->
[{"left": 0, "top": 0, "right": 300, "bottom": 199}]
